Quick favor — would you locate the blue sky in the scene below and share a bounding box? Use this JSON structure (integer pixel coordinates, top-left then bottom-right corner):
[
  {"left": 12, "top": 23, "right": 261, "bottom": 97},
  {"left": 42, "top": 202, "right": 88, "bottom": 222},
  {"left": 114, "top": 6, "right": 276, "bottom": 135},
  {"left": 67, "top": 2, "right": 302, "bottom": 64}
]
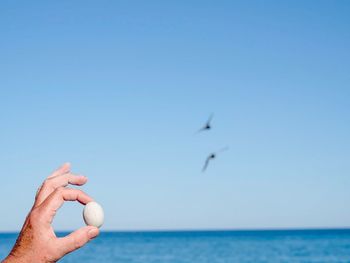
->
[{"left": 0, "top": 1, "right": 350, "bottom": 231}]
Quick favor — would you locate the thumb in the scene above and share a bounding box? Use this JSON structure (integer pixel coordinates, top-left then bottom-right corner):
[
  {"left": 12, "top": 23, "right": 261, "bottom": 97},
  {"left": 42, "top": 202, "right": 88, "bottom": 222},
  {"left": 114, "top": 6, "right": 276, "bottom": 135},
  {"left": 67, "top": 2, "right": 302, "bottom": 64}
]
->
[{"left": 58, "top": 226, "right": 99, "bottom": 255}]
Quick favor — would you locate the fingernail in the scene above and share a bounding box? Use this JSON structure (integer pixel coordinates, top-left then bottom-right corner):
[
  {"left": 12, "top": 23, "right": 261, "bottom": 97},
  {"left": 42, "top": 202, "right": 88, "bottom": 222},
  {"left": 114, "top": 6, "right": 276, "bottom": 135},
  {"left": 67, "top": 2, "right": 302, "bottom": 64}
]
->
[{"left": 88, "top": 228, "right": 99, "bottom": 239}]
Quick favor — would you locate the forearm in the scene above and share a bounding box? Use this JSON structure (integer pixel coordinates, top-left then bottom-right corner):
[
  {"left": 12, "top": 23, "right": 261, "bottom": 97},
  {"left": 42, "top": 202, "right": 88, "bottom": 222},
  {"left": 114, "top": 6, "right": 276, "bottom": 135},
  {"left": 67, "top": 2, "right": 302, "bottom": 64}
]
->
[
  {"left": 3, "top": 253, "right": 39, "bottom": 263},
  {"left": 3, "top": 252, "right": 53, "bottom": 263}
]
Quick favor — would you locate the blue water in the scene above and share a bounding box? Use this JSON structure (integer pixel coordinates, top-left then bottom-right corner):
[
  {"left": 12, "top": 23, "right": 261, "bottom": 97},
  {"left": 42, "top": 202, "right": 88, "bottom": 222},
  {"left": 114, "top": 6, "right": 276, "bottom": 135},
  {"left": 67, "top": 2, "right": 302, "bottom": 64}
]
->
[{"left": 1, "top": 230, "right": 350, "bottom": 262}]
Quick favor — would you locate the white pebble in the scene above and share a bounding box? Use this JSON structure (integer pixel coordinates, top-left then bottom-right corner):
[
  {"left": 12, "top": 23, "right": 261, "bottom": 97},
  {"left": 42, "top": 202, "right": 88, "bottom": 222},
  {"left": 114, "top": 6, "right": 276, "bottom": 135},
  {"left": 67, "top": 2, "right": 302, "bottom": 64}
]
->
[{"left": 83, "top": 201, "right": 104, "bottom": 228}]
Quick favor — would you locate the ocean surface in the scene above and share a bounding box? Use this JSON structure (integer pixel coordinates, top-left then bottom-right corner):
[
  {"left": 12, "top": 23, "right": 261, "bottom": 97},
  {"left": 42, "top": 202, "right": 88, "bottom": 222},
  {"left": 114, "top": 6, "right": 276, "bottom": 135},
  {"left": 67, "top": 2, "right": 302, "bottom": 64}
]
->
[{"left": 1, "top": 229, "right": 350, "bottom": 262}]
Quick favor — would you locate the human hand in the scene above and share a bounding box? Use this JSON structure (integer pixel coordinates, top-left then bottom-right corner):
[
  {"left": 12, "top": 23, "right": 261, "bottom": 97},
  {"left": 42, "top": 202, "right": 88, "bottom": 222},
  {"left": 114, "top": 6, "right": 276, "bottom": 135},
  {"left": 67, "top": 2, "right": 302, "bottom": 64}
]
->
[{"left": 3, "top": 163, "right": 100, "bottom": 263}]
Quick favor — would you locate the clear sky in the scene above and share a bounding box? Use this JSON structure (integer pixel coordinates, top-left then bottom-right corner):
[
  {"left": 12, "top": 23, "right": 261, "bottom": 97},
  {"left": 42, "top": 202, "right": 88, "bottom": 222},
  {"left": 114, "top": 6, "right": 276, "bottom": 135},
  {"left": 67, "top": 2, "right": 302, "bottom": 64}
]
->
[{"left": 1, "top": 1, "right": 350, "bottom": 231}]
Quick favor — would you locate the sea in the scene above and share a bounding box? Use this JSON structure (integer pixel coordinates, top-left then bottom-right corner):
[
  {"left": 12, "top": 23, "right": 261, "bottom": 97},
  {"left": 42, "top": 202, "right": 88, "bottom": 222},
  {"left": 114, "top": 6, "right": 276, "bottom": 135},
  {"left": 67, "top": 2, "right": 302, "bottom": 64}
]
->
[{"left": 1, "top": 229, "right": 350, "bottom": 262}]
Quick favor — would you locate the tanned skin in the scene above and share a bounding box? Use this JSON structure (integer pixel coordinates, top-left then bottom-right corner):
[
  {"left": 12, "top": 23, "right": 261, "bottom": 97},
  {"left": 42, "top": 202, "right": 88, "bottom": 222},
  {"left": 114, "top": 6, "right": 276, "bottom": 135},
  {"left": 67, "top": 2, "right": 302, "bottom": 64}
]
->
[{"left": 3, "top": 163, "right": 100, "bottom": 263}]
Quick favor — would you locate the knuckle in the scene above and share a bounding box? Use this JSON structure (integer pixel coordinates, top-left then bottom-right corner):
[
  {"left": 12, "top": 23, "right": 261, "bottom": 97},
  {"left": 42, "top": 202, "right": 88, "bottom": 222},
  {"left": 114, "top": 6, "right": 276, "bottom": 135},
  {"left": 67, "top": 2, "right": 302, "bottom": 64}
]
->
[
  {"left": 55, "top": 186, "right": 65, "bottom": 194},
  {"left": 62, "top": 174, "right": 70, "bottom": 186},
  {"left": 70, "top": 188, "right": 82, "bottom": 196},
  {"left": 75, "top": 189, "right": 83, "bottom": 195},
  {"left": 73, "top": 237, "right": 85, "bottom": 249},
  {"left": 41, "top": 179, "right": 55, "bottom": 192},
  {"left": 43, "top": 179, "right": 51, "bottom": 188},
  {"left": 35, "top": 184, "right": 43, "bottom": 197},
  {"left": 28, "top": 208, "right": 42, "bottom": 225}
]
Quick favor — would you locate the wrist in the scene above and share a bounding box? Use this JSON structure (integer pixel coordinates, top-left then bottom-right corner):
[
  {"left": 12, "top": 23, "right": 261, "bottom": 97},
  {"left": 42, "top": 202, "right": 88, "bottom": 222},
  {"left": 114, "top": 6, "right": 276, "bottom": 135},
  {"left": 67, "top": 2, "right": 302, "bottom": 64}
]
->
[{"left": 3, "top": 251, "right": 47, "bottom": 263}]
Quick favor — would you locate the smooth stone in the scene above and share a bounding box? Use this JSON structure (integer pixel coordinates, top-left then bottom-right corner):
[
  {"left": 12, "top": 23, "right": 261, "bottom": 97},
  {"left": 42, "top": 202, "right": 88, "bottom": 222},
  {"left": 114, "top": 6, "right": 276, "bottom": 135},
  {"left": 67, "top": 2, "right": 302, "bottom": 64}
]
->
[{"left": 83, "top": 201, "right": 104, "bottom": 228}]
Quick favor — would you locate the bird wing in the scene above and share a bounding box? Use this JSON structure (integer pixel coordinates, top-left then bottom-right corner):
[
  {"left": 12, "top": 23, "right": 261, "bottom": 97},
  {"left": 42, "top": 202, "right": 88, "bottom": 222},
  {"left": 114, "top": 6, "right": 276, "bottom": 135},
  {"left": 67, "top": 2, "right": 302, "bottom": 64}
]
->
[
  {"left": 216, "top": 146, "right": 229, "bottom": 154},
  {"left": 206, "top": 113, "right": 214, "bottom": 125},
  {"left": 194, "top": 126, "right": 206, "bottom": 134},
  {"left": 202, "top": 156, "right": 211, "bottom": 172},
  {"left": 194, "top": 113, "right": 214, "bottom": 134}
]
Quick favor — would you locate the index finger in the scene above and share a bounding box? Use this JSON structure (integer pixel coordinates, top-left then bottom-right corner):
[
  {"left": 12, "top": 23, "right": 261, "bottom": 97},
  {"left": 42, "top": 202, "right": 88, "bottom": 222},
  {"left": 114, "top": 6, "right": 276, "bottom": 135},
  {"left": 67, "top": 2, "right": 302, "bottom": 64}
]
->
[
  {"left": 35, "top": 173, "right": 88, "bottom": 207},
  {"left": 38, "top": 187, "right": 93, "bottom": 224}
]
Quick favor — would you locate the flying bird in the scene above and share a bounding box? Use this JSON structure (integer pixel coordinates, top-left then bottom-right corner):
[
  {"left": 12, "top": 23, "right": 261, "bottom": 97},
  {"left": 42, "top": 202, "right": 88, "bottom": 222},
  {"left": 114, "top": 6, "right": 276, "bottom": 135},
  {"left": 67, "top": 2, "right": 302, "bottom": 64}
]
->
[
  {"left": 202, "top": 146, "right": 229, "bottom": 172},
  {"left": 195, "top": 113, "right": 214, "bottom": 134}
]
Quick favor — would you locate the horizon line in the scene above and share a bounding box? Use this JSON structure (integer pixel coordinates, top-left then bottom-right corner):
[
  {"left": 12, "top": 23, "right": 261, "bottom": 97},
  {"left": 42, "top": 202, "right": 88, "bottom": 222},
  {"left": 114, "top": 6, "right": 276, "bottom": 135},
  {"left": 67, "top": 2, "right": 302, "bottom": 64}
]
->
[{"left": 1, "top": 226, "right": 350, "bottom": 234}]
